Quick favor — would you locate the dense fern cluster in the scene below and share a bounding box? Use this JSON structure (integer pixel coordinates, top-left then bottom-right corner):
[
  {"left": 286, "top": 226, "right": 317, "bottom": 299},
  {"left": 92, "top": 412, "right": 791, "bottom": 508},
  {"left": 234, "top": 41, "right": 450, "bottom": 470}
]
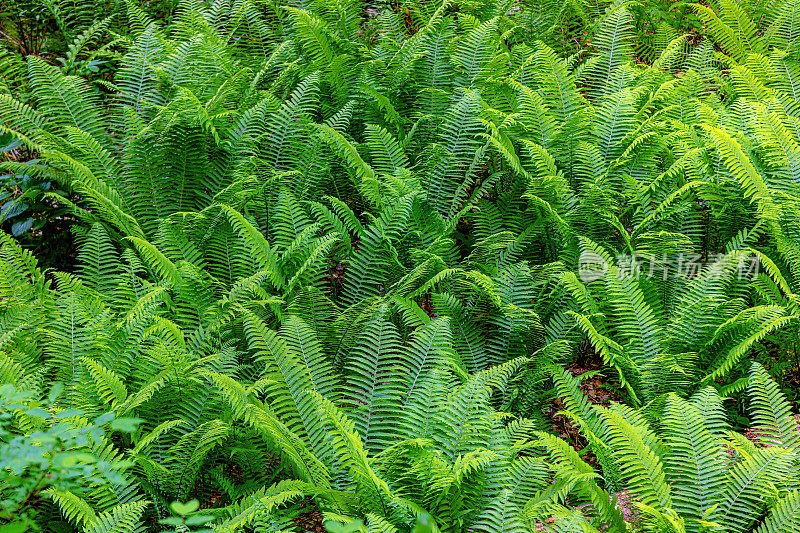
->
[{"left": 1, "top": 0, "right": 800, "bottom": 531}]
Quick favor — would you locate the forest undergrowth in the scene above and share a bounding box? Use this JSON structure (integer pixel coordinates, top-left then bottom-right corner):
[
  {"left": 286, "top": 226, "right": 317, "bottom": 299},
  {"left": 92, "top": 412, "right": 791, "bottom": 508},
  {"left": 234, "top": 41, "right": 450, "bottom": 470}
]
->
[{"left": 1, "top": 0, "right": 800, "bottom": 532}]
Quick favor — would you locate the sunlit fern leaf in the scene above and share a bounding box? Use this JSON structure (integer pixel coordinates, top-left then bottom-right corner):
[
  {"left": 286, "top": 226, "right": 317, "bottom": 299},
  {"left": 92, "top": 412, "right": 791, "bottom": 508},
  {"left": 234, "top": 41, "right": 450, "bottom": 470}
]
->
[
  {"left": 311, "top": 390, "right": 401, "bottom": 515},
  {"left": 452, "top": 16, "right": 500, "bottom": 89},
  {"left": 0, "top": 232, "right": 50, "bottom": 312},
  {"left": 340, "top": 312, "right": 404, "bottom": 454},
  {"left": 424, "top": 90, "right": 487, "bottom": 217},
  {"left": 661, "top": 393, "right": 726, "bottom": 524},
  {"left": 549, "top": 366, "right": 604, "bottom": 440},
  {"left": 396, "top": 317, "right": 458, "bottom": 407},
  {"left": 713, "top": 446, "right": 794, "bottom": 533},
  {"left": 396, "top": 363, "right": 458, "bottom": 445},
  {"left": 596, "top": 403, "right": 672, "bottom": 509},
  {"left": 432, "top": 293, "right": 489, "bottom": 372},
  {"left": 341, "top": 225, "right": 405, "bottom": 308},
  {"left": 47, "top": 488, "right": 97, "bottom": 528},
  {"left": 44, "top": 291, "right": 111, "bottom": 396},
  {"left": 547, "top": 365, "right": 624, "bottom": 491},
  {"left": 310, "top": 200, "right": 356, "bottom": 254},
  {"left": 207, "top": 369, "right": 332, "bottom": 487},
  {"left": 533, "top": 432, "right": 628, "bottom": 531},
  {"left": 756, "top": 489, "right": 800, "bottom": 533},
  {"left": 433, "top": 356, "right": 527, "bottom": 460},
  {"left": 601, "top": 267, "right": 666, "bottom": 401},
  {"left": 667, "top": 251, "right": 749, "bottom": 358},
  {"left": 747, "top": 362, "right": 800, "bottom": 451},
  {"left": 77, "top": 223, "right": 122, "bottom": 295},
  {"left": 704, "top": 305, "right": 795, "bottom": 382},
  {"left": 26, "top": 56, "right": 108, "bottom": 144},
  {"left": 212, "top": 95, "right": 277, "bottom": 177},
  {"left": 416, "top": 17, "right": 457, "bottom": 115},
  {"left": 280, "top": 315, "right": 339, "bottom": 399},
  {"left": 285, "top": 6, "right": 339, "bottom": 67},
  {"left": 505, "top": 456, "right": 552, "bottom": 508},
  {"left": 217, "top": 480, "right": 320, "bottom": 531},
  {"left": 127, "top": 236, "right": 183, "bottom": 285},
  {"left": 533, "top": 41, "right": 586, "bottom": 124},
  {"left": 581, "top": 5, "right": 635, "bottom": 100},
  {"left": 591, "top": 88, "right": 639, "bottom": 164},
  {"left": 201, "top": 220, "right": 260, "bottom": 288},
  {"left": 82, "top": 500, "right": 149, "bottom": 533},
  {"left": 115, "top": 23, "right": 165, "bottom": 120},
  {"left": 260, "top": 73, "right": 320, "bottom": 171},
  {"left": 483, "top": 264, "right": 543, "bottom": 365},
  {"left": 227, "top": 0, "right": 279, "bottom": 60},
  {"left": 364, "top": 124, "right": 410, "bottom": 175},
  {"left": 769, "top": 51, "right": 800, "bottom": 107},
  {"left": 316, "top": 123, "right": 380, "bottom": 208},
  {"left": 155, "top": 220, "right": 206, "bottom": 271},
  {"left": 365, "top": 512, "right": 400, "bottom": 533},
  {"left": 544, "top": 505, "right": 605, "bottom": 533},
  {"left": 689, "top": 386, "right": 729, "bottom": 437},
  {"left": 240, "top": 309, "right": 313, "bottom": 428},
  {"left": 167, "top": 419, "right": 231, "bottom": 498},
  {"left": 220, "top": 203, "right": 281, "bottom": 285},
  {"left": 272, "top": 187, "right": 315, "bottom": 252},
  {"left": 82, "top": 356, "right": 128, "bottom": 409},
  {"left": 694, "top": 0, "right": 765, "bottom": 63}
]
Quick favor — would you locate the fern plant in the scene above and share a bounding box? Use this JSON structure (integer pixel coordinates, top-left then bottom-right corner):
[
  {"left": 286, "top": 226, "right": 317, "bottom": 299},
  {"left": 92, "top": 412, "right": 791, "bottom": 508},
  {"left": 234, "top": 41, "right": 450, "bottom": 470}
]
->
[{"left": 535, "top": 362, "right": 800, "bottom": 533}]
